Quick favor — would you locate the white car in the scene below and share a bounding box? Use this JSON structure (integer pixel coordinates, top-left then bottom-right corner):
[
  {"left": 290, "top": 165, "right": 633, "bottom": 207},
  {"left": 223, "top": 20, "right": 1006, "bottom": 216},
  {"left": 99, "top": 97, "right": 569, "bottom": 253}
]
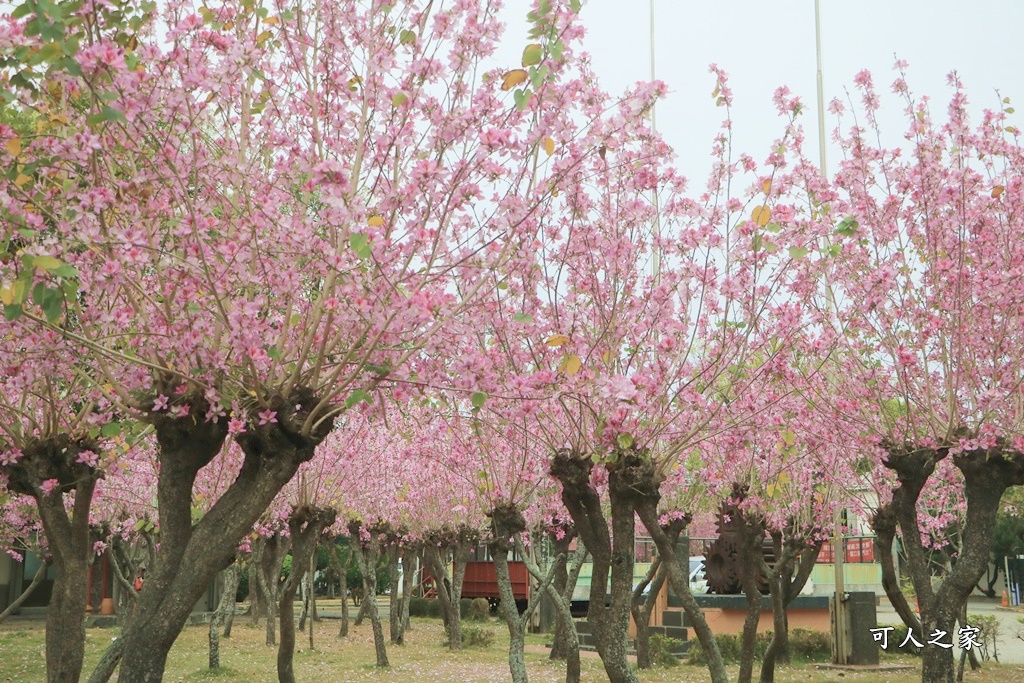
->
[{"left": 689, "top": 555, "right": 708, "bottom": 594}]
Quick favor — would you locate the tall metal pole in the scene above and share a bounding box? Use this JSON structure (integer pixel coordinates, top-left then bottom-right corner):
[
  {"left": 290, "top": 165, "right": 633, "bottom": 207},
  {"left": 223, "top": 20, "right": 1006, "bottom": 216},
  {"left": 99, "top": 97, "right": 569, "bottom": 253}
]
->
[
  {"left": 817, "top": 0, "right": 846, "bottom": 664},
  {"left": 815, "top": 0, "right": 827, "bottom": 174},
  {"left": 650, "top": 0, "right": 661, "bottom": 286}
]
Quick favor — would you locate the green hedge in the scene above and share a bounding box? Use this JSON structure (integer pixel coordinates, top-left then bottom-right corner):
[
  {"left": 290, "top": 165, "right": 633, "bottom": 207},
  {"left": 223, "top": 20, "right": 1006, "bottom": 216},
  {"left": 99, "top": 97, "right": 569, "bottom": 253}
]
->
[{"left": 687, "top": 628, "right": 830, "bottom": 665}]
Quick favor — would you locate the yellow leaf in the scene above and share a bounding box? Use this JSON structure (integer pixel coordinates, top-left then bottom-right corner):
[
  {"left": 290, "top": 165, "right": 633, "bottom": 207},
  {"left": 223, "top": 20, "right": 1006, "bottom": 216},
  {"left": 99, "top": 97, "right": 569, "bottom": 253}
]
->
[
  {"left": 543, "top": 137, "right": 555, "bottom": 156},
  {"left": 545, "top": 333, "right": 570, "bottom": 347},
  {"left": 0, "top": 284, "right": 12, "bottom": 306},
  {"left": 559, "top": 354, "right": 582, "bottom": 376},
  {"left": 14, "top": 173, "right": 31, "bottom": 188},
  {"left": 256, "top": 30, "right": 272, "bottom": 45},
  {"left": 765, "top": 483, "right": 777, "bottom": 499},
  {"left": 992, "top": 185, "right": 1005, "bottom": 198},
  {"left": 263, "top": 16, "right": 279, "bottom": 24},
  {"left": 751, "top": 205, "right": 771, "bottom": 227},
  {"left": 367, "top": 215, "right": 385, "bottom": 227},
  {"left": 6, "top": 138, "right": 20, "bottom": 157},
  {"left": 780, "top": 428, "right": 795, "bottom": 446},
  {"left": 777, "top": 471, "right": 791, "bottom": 485},
  {"left": 761, "top": 178, "right": 771, "bottom": 195},
  {"left": 602, "top": 349, "right": 613, "bottom": 363},
  {"left": 501, "top": 69, "right": 529, "bottom": 91},
  {"left": 551, "top": 187, "right": 559, "bottom": 197}
]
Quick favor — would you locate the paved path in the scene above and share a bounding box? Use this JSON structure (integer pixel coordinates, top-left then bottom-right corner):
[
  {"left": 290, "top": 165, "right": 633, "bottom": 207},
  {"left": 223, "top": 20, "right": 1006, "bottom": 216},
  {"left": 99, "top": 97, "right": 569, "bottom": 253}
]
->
[{"left": 877, "top": 597, "right": 1024, "bottom": 663}]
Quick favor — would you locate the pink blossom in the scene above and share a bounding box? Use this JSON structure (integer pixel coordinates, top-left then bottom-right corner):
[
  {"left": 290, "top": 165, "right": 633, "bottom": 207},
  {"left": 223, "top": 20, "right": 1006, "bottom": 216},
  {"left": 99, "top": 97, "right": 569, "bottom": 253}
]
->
[
  {"left": 0, "top": 448, "right": 22, "bottom": 466},
  {"left": 76, "top": 450, "right": 100, "bottom": 468},
  {"left": 258, "top": 409, "right": 278, "bottom": 426},
  {"left": 39, "top": 479, "right": 58, "bottom": 496}
]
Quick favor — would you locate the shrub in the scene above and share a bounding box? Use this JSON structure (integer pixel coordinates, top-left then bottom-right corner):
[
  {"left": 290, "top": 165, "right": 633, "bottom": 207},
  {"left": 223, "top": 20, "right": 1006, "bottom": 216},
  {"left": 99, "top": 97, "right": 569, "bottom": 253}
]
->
[
  {"left": 459, "top": 597, "right": 474, "bottom": 619},
  {"left": 967, "top": 613, "right": 999, "bottom": 662},
  {"left": 467, "top": 597, "right": 491, "bottom": 621},
  {"left": 649, "top": 634, "right": 683, "bottom": 668},
  {"left": 789, "top": 628, "right": 831, "bottom": 661},
  {"left": 426, "top": 599, "right": 443, "bottom": 618},
  {"left": 408, "top": 597, "right": 430, "bottom": 617},
  {"left": 462, "top": 624, "right": 496, "bottom": 648},
  {"left": 442, "top": 622, "right": 495, "bottom": 648},
  {"left": 687, "top": 632, "right": 768, "bottom": 665}
]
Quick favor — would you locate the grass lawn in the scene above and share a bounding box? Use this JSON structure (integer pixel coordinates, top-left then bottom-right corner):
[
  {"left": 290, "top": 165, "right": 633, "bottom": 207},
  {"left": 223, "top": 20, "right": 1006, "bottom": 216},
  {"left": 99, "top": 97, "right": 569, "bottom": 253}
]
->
[{"left": 1, "top": 615, "right": 1022, "bottom": 682}]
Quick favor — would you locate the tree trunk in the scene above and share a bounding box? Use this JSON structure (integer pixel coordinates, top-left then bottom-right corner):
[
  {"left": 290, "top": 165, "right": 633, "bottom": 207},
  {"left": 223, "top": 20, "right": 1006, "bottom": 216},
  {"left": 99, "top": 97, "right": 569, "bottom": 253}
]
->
[
  {"left": 307, "top": 551, "right": 316, "bottom": 651},
  {"left": 550, "top": 450, "right": 637, "bottom": 683},
  {"left": 277, "top": 507, "right": 336, "bottom": 683},
  {"left": 737, "top": 513, "right": 766, "bottom": 683},
  {"left": 116, "top": 393, "right": 333, "bottom": 683},
  {"left": 634, "top": 497, "right": 728, "bottom": 683},
  {"left": 494, "top": 545, "right": 528, "bottom": 683},
  {"left": 387, "top": 545, "right": 402, "bottom": 644},
  {"left": 872, "top": 505, "right": 923, "bottom": 633},
  {"left": 37, "top": 475, "right": 97, "bottom": 683},
  {"left": 548, "top": 531, "right": 572, "bottom": 661},
  {"left": 209, "top": 564, "right": 240, "bottom": 671},
  {"left": 349, "top": 521, "right": 389, "bottom": 667},
  {"left": 329, "top": 543, "right": 353, "bottom": 638},
  {"left": 401, "top": 549, "right": 415, "bottom": 633},
  {"left": 631, "top": 556, "right": 668, "bottom": 670},
  {"left": 519, "top": 535, "right": 581, "bottom": 683},
  {"left": 223, "top": 560, "right": 239, "bottom": 639},
  {"left": 255, "top": 533, "right": 290, "bottom": 647},
  {"left": 758, "top": 538, "right": 821, "bottom": 683},
  {"left": 883, "top": 444, "right": 1024, "bottom": 683},
  {"left": 0, "top": 558, "right": 48, "bottom": 624},
  {"left": 86, "top": 636, "right": 126, "bottom": 683},
  {"left": 424, "top": 541, "right": 465, "bottom": 650},
  {"left": 2, "top": 438, "right": 101, "bottom": 683}
]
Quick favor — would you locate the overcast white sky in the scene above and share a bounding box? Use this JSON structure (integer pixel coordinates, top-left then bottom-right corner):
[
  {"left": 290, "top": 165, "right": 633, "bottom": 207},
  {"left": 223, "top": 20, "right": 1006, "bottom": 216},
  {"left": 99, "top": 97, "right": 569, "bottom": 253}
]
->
[{"left": 500, "top": 0, "right": 1024, "bottom": 184}]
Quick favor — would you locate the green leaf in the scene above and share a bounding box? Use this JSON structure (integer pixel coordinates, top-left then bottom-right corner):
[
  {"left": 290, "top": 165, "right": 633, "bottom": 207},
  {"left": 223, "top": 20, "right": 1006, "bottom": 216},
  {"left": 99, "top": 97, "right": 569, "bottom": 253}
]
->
[
  {"left": 101, "top": 422, "right": 122, "bottom": 438},
  {"left": 349, "top": 233, "right": 371, "bottom": 259},
  {"left": 551, "top": 39, "right": 564, "bottom": 62},
  {"left": 344, "top": 389, "right": 372, "bottom": 409},
  {"left": 86, "top": 105, "right": 126, "bottom": 127},
  {"left": 521, "top": 44, "right": 542, "bottom": 67},
  {"left": 399, "top": 29, "right": 416, "bottom": 45},
  {"left": 570, "top": 0, "right": 582, "bottom": 11},
  {"left": 616, "top": 433, "right": 634, "bottom": 450},
  {"left": 752, "top": 233, "right": 762, "bottom": 252},
  {"left": 134, "top": 519, "right": 148, "bottom": 531},
  {"left": 788, "top": 246, "right": 809, "bottom": 260},
  {"left": 470, "top": 391, "right": 487, "bottom": 409},
  {"left": 513, "top": 88, "right": 530, "bottom": 111},
  {"left": 513, "top": 312, "right": 533, "bottom": 323},
  {"left": 364, "top": 363, "right": 391, "bottom": 375},
  {"left": 834, "top": 217, "right": 859, "bottom": 237},
  {"left": 266, "top": 345, "right": 281, "bottom": 361},
  {"left": 391, "top": 92, "right": 408, "bottom": 107},
  {"left": 36, "top": 42, "right": 62, "bottom": 63},
  {"left": 765, "top": 222, "right": 782, "bottom": 234},
  {"left": 3, "top": 304, "right": 23, "bottom": 321}
]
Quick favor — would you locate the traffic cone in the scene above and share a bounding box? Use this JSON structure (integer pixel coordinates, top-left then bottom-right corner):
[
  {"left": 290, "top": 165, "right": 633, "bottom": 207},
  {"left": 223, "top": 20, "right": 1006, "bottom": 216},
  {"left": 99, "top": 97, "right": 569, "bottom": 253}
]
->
[{"left": 1002, "top": 588, "right": 1010, "bottom": 608}]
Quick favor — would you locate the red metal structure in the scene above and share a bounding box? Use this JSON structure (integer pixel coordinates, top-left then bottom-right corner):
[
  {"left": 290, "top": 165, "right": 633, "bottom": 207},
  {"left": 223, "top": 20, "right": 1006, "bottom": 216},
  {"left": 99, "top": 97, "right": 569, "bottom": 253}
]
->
[{"left": 421, "top": 560, "right": 529, "bottom": 601}]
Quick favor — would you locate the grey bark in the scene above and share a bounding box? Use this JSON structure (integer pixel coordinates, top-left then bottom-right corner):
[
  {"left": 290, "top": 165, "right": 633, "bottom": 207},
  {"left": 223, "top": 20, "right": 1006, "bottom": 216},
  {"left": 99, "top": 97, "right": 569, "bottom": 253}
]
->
[
  {"left": 209, "top": 564, "right": 240, "bottom": 671},
  {"left": 349, "top": 521, "right": 389, "bottom": 667}
]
